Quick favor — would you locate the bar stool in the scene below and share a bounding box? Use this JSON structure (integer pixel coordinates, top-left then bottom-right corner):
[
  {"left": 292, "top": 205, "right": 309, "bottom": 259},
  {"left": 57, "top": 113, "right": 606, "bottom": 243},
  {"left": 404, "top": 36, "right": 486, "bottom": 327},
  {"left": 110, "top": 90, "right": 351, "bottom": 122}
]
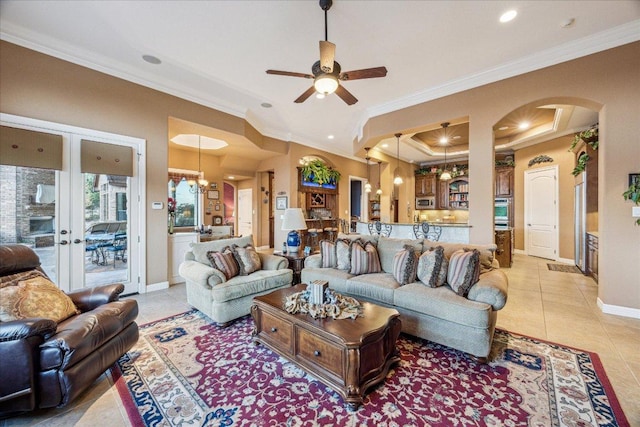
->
[
  {"left": 306, "top": 220, "right": 320, "bottom": 252},
  {"left": 323, "top": 219, "right": 339, "bottom": 242},
  {"left": 412, "top": 222, "right": 430, "bottom": 239}
]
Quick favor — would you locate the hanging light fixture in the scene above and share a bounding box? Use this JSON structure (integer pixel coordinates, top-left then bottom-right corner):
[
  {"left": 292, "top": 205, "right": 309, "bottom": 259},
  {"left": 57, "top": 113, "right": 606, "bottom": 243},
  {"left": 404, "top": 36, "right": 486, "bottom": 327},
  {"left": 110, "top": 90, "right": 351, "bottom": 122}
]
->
[
  {"left": 376, "top": 161, "right": 383, "bottom": 195},
  {"left": 439, "top": 122, "right": 452, "bottom": 181},
  {"left": 393, "top": 133, "right": 403, "bottom": 185},
  {"left": 364, "top": 147, "right": 372, "bottom": 193},
  {"left": 189, "top": 135, "right": 209, "bottom": 194}
]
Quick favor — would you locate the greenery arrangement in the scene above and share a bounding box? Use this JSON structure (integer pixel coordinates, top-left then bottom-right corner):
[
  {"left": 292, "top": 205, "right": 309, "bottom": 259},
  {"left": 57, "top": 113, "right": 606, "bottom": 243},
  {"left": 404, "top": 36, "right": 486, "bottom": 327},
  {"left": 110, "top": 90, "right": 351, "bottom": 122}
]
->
[
  {"left": 495, "top": 159, "right": 515, "bottom": 167},
  {"left": 623, "top": 173, "right": 640, "bottom": 225},
  {"left": 571, "top": 153, "right": 590, "bottom": 176},
  {"left": 415, "top": 164, "right": 468, "bottom": 179},
  {"left": 569, "top": 125, "right": 599, "bottom": 152},
  {"left": 300, "top": 159, "right": 341, "bottom": 185}
]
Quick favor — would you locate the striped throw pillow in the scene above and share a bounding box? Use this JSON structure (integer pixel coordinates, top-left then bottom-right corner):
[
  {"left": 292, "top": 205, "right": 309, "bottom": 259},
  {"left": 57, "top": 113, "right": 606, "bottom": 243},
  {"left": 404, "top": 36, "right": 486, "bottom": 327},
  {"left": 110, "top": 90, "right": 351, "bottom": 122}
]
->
[
  {"left": 320, "top": 240, "right": 337, "bottom": 268},
  {"left": 350, "top": 241, "right": 382, "bottom": 275},
  {"left": 206, "top": 247, "right": 240, "bottom": 280},
  {"left": 417, "top": 246, "right": 448, "bottom": 288},
  {"left": 447, "top": 249, "right": 481, "bottom": 297},
  {"left": 392, "top": 245, "right": 419, "bottom": 285}
]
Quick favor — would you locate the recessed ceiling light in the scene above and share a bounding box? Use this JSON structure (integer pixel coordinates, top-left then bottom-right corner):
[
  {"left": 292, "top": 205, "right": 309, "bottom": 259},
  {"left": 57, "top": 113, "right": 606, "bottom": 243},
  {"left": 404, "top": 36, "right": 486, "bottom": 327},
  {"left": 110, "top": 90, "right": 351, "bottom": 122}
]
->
[
  {"left": 228, "top": 176, "right": 235, "bottom": 180},
  {"left": 142, "top": 54, "right": 161, "bottom": 65},
  {"left": 561, "top": 18, "right": 575, "bottom": 28},
  {"left": 500, "top": 10, "right": 517, "bottom": 23},
  {"left": 518, "top": 122, "right": 530, "bottom": 130},
  {"left": 170, "top": 134, "right": 228, "bottom": 150},
  {"left": 327, "top": 135, "right": 334, "bottom": 140},
  {"left": 261, "top": 102, "right": 272, "bottom": 108},
  {"left": 453, "top": 136, "right": 461, "bottom": 140},
  {"left": 381, "top": 143, "right": 389, "bottom": 148},
  {"left": 498, "top": 126, "right": 509, "bottom": 131},
  {"left": 439, "top": 137, "right": 448, "bottom": 144}
]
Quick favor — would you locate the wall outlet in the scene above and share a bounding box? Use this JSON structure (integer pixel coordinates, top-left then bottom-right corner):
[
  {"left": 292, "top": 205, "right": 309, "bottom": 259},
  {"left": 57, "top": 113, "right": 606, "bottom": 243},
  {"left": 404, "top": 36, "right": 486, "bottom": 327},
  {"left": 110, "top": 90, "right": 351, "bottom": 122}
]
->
[
  {"left": 632, "top": 206, "right": 640, "bottom": 218},
  {"left": 152, "top": 202, "right": 163, "bottom": 210}
]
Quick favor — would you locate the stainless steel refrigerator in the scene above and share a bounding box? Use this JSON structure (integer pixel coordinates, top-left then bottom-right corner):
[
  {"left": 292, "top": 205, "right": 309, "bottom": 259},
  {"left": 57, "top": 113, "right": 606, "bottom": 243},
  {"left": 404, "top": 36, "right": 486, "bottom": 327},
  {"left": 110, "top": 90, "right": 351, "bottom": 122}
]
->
[{"left": 574, "top": 172, "right": 587, "bottom": 272}]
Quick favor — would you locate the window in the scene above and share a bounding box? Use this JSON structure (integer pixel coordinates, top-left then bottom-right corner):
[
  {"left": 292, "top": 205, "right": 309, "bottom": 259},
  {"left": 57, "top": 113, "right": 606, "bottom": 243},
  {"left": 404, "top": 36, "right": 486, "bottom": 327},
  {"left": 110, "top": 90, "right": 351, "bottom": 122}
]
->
[{"left": 168, "top": 177, "right": 199, "bottom": 228}]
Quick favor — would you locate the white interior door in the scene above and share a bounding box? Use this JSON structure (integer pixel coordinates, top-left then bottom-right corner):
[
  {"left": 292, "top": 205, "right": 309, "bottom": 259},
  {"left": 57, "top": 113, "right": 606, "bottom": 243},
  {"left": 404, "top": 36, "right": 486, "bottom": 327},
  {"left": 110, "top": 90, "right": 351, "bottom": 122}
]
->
[
  {"left": 1, "top": 114, "right": 144, "bottom": 295},
  {"left": 525, "top": 165, "right": 558, "bottom": 260},
  {"left": 237, "top": 188, "right": 253, "bottom": 237}
]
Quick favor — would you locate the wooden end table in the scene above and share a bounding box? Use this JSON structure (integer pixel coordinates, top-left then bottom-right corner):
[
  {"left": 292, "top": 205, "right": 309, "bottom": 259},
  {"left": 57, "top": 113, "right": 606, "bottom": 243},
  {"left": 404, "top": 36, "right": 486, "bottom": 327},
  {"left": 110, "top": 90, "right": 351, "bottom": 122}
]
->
[{"left": 251, "top": 284, "right": 401, "bottom": 410}]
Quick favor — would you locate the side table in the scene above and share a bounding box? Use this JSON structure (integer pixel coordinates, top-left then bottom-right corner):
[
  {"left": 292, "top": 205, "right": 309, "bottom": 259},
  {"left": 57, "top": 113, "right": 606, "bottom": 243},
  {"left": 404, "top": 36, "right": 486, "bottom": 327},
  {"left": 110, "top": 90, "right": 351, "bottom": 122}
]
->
[{"left": 274, "top": 251, "right": 306, "bottom": 284}]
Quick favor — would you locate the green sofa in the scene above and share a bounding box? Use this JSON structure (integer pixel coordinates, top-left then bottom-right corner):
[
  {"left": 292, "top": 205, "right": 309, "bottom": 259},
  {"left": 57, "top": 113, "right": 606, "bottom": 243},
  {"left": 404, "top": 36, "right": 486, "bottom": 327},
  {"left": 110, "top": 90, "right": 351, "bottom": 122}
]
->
[{"left": 301, "top": 234, "right": 509, "bottom": 361}]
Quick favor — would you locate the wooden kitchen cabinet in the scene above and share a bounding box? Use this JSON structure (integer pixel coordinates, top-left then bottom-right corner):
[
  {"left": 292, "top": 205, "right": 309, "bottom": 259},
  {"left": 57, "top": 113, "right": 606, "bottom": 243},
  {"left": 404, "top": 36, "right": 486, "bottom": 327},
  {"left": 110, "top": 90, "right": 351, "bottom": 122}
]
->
[
  {"left": 438, "top": 180, "right": 449, "bottom": 209},
  {"left": 494, "top": 228, "right": 513, "bottom": 268},
  {"left": 495, "top": 166, "right": 514, "bottom": 197},
  {"left": 415, "top": 173, "right": 437, "bottom": 196}
]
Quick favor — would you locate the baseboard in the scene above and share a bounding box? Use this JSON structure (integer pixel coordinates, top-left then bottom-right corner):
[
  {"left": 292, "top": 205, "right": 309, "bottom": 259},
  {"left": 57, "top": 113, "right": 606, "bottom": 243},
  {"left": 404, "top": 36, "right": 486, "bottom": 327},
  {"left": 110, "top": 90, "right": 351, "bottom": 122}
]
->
[
  {"left": 514, "top": 249, "right": 525, "bottom": 255},
  {"left": 146, "top": 281, "right": 170, "bottom": 293},
  {"left": 597, "top": 298, "right": 640, "bottom": 319}
]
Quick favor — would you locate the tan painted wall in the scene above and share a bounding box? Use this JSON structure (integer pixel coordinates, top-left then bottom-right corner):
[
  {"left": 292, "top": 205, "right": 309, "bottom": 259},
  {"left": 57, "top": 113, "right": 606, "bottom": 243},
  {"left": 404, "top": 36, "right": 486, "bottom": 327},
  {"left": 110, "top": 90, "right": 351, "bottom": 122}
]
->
[
  {"left": 359, "top": 42, "right": 640, "bottom": 311},
  {"left": 514, "top": 135, "right": 576, "bottom": 259}
]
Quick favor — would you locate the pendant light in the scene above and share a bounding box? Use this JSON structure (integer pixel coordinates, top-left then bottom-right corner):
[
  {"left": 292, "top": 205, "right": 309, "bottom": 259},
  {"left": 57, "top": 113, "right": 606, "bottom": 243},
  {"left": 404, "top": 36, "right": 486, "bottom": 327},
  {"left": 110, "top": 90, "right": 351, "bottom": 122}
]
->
[
  {"left": 439, "top": 123, "right": 452, "bottom": 181},
  {"left": 376, "top": 161, "right": 383, "bottom": 195},
  {"left": 364, "top": 147, "right": 372, "bottom": 193},
  {"left": 189, "top": 135, "right": 209, "bottom": 193},
  {"left": 393, "top": 133, "right": 403, "bottom": 185}
]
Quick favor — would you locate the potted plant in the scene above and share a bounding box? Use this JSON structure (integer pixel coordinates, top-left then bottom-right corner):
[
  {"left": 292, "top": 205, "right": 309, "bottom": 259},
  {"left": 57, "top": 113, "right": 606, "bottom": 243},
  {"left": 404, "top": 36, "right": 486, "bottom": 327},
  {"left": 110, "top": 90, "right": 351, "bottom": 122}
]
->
[
  {"left": 623, "top": 173, "right": 640, "bottom": 225},
  {"left": 301, "top": 159, "right": 341, "bottom": 185},
  {"left": 569, "top": 125, "right": 599, "bottom": 152}
]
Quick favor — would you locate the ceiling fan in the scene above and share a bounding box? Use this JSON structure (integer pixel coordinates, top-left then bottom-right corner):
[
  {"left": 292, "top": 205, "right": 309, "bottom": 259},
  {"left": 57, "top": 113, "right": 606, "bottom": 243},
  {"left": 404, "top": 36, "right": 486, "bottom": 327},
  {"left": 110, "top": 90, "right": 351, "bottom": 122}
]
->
[{"left": 266, "top": 0, "right": 387, "bottom": 105}]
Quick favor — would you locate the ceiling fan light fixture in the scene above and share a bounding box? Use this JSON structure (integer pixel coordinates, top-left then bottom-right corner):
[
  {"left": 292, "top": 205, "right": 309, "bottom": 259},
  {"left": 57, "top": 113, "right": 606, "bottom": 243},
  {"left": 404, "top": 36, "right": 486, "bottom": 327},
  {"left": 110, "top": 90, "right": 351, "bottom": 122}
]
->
[{"left": 314, "top": 74, "right": 339, "bottom": 95}]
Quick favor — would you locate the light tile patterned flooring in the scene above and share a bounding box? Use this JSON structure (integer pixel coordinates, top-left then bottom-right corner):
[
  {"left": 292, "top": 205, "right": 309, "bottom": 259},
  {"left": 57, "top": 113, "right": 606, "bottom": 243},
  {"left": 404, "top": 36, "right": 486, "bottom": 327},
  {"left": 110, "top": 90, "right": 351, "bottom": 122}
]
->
[{"left": 2, "top": 253, "right": 639, "bottom": 426}]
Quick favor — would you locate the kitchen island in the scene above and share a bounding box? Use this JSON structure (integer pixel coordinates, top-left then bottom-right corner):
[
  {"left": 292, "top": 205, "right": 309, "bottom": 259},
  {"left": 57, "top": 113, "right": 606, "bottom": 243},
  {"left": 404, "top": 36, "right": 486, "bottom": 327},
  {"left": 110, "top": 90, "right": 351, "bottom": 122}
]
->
[{"left": 355, "top": 221, "right": 471, "bottom": 243}]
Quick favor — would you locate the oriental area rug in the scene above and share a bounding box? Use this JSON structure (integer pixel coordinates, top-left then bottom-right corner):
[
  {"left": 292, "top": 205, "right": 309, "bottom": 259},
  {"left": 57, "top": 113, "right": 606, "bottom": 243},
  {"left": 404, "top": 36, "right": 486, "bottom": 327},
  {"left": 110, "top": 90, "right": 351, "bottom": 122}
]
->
[{"left": 111, "top": 310, "right": 629, "bottom": 427}]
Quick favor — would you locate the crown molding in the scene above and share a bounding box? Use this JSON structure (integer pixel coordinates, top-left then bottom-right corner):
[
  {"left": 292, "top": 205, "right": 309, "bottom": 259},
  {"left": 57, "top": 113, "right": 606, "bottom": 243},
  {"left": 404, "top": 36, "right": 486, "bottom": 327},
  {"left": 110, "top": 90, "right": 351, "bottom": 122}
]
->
[{"left": 357, "top": 20, "right": 640, "bottom": 143}]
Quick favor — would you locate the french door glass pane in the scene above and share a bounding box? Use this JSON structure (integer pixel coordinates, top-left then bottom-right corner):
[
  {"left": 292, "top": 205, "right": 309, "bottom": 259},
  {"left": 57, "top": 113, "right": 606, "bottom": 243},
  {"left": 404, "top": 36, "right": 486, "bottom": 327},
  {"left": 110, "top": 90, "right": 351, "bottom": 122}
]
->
[
  {"left": 84, "top": 173, "right": 129, "bottom": 287},
  {"left": 0, "top": 165, "right": 57, "bottom": 282}
]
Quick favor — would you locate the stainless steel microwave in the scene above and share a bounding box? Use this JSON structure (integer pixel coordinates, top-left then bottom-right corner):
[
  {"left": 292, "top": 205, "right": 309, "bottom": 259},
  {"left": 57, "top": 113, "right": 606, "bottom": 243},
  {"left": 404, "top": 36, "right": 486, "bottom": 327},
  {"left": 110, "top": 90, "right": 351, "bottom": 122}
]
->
[{"left": 416, "top": 196, "right": 436, "bottom": 209}]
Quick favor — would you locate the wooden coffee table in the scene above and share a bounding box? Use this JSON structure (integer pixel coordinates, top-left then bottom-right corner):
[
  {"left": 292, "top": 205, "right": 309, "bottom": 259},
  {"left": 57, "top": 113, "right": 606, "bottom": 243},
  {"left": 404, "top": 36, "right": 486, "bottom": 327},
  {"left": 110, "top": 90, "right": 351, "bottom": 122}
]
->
[{"left": 251, "top": 284, "right": 401, "bottom": 410}]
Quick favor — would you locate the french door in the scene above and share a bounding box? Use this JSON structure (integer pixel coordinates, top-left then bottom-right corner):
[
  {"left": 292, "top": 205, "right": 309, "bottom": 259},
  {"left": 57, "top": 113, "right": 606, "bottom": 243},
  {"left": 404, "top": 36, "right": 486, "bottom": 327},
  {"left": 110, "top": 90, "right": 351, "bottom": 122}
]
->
[{"left": 1, "top": 114, "right": 145, "bottom": 294}]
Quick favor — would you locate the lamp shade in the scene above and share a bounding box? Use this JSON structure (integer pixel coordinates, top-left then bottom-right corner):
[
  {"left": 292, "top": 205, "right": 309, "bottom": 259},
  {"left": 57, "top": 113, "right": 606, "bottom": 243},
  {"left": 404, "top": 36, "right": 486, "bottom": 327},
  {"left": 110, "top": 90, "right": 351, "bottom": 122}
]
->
[
  {"left": 282, "top": 208, "right": 308, "bottom": 231},
  {"left": 282, "top": 208, "right": 307, "bottom": 253}
]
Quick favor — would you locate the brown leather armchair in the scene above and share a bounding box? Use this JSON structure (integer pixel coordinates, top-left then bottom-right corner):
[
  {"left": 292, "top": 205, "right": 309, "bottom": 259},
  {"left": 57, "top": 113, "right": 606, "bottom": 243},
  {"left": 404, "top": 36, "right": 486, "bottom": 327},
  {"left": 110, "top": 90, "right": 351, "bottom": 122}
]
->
[{"left": 0, "top": 244, "right": 139, "bottom": 418}]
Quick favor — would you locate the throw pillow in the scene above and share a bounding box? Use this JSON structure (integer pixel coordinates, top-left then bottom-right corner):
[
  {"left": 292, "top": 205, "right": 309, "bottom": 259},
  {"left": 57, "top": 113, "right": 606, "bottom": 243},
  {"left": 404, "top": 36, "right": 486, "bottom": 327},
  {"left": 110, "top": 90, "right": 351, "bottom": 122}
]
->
[
  {"left": 0, "top": 269, "right": 47, "bottom": 289},
  {"left": 447, "top": 249, "right": 481, "bottom": 297},
  {"left": 231, "top": 244, "right": 262, "bottom": 276},
  {"left": 0, "top": 276, "right": 79, "bottom": 323},
  {"left": 319, "top": 240, "right": 337, "bottom": 268},
  {"left": 392, "top": 245, "right": 419, "bottom": 285},
  {"left": 417, "top": 246, "right": 448, "bottom": 288},
  {"left": 206, "top": 247, "right": 240, "bottom": 280},
  {"left": 335, "top": 238, "right": 352, "bottom": 271},
  {"left": 350, "top": 240, "right": 382, "bottom": 275}
]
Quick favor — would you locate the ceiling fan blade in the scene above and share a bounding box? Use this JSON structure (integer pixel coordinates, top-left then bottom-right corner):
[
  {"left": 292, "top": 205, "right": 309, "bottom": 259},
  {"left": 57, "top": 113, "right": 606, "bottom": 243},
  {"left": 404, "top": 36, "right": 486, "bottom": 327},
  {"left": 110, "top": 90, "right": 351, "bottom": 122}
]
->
[
  {"left": 334, "top": 85, "right": 358, "bottom": 105},
  {"left": 339, "top": 66, "right": 388, "bottom": 81},
  {"left": 294, "top": 86, "right": 317, "bottom": 103},
  {"left": 266, "top": 70, "right": 314, "bottom": 79},
  {"left": 319, "top": 40, "right": 336, "bottom": 73}
]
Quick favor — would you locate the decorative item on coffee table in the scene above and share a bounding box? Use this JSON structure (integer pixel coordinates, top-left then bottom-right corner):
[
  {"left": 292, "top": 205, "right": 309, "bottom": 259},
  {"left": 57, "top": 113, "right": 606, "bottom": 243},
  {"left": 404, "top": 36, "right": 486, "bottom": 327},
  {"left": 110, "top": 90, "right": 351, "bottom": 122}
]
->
[{"left": 251, "top": 284, "right": 401, "bottom": 410}]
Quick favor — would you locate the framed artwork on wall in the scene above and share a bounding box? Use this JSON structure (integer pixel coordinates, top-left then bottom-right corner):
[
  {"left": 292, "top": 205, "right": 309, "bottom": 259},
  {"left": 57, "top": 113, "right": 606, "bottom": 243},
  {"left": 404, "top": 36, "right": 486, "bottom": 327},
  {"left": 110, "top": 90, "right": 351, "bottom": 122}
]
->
[
  {"left": 208, "top": 190, "right": 219, "bottom": 200},
  {"left": 276, "top": 196, "right": 288, "bottom": 210},
  {"left": 629, "top": 173, "right": 640, "bottom": 187}
]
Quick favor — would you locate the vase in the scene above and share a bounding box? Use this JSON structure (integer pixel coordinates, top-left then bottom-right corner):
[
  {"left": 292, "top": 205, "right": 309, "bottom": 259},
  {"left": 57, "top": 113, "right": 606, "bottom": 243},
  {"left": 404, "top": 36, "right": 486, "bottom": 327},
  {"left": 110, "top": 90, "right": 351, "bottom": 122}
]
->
[{"left": 168, "top": 213, "right": 175, "bottom": 234}]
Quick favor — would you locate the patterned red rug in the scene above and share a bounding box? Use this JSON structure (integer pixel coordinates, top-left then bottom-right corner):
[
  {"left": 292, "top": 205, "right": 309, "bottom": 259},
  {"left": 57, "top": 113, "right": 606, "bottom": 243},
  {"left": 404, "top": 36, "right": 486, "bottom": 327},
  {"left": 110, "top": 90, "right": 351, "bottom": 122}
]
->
[{"left": 111, "top": 310, "right": 629, "bottom": 426}]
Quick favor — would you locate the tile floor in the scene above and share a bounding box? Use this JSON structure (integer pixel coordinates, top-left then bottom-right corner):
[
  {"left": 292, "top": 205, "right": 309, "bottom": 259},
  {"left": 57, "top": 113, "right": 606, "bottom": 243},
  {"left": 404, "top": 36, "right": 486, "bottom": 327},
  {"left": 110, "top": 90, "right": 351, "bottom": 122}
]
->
[{"left": 2, "top": 253, "right": 639, "bottom": 426}]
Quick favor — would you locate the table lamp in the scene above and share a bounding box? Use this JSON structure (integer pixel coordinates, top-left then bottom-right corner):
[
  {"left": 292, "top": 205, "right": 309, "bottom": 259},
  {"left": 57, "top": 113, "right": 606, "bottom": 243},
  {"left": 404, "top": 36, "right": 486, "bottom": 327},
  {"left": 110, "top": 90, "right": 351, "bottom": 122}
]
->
[{"left": 282, "top": 208, "right": 307, "bottom": 253}]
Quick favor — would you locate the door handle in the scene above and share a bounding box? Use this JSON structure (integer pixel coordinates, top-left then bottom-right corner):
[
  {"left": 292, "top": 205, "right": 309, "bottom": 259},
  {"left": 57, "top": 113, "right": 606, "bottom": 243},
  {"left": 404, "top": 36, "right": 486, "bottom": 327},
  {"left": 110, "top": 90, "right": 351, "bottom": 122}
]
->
[
  {"left": 73, "top": 239, "right": 83, "bottom": 244},
  {"left": 59, "top": 240, "right": 68, "bottom": 245},
  {"left": 60, "top": 230, "right": 68, "bottom": 235}
]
